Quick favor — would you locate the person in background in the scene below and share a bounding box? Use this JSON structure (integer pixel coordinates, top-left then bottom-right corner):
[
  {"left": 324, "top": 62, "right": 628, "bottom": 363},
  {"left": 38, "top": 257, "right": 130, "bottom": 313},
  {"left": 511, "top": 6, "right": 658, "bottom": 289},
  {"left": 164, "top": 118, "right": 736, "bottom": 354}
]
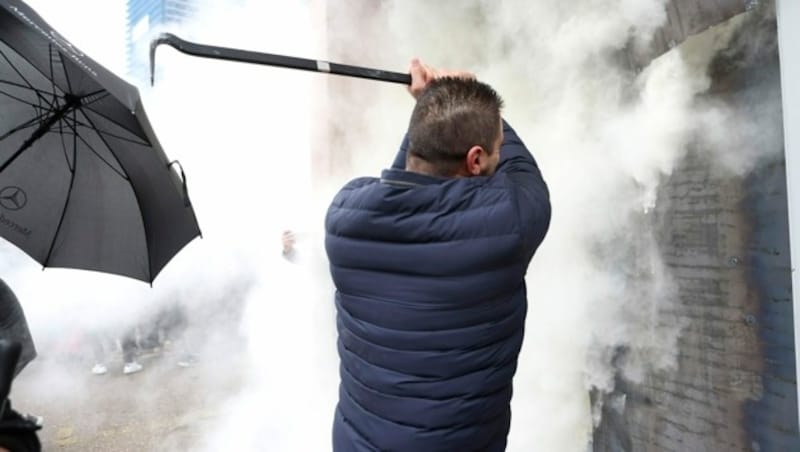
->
[
  {"left": 120, "top": 331, "right": 143, "bottom": 375},
  {"left": 148, "top": 302, "right": 198, "bottom": 368},
  {"left": 89, "top": 333, "right": 111, "bottom": 375},
  {"left": 325, "top": 59, "right": 551, "bottom": 451},
  {"left": 90, "top": 328, "right": 142, "bottom": 376}
]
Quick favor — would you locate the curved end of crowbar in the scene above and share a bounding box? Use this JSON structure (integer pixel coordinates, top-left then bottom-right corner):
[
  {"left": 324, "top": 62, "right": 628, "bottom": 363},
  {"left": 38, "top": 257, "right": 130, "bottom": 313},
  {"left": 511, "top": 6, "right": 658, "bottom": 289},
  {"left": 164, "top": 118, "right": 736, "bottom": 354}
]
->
[{"left": 149, "top": 33, "right": 181, "bottom": 86}]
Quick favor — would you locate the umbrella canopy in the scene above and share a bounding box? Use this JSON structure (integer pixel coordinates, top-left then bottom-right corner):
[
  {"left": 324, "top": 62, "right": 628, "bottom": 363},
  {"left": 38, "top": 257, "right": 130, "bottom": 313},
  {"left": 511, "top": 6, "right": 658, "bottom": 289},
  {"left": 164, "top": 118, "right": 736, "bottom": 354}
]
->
[{"left": 0, "top": 0, "right": 201, "bottom": 283}]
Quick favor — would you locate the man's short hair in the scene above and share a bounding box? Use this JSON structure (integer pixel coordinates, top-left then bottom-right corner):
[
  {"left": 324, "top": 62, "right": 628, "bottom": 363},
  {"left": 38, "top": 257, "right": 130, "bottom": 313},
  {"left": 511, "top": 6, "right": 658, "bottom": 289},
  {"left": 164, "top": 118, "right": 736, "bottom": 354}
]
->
[{"left": 407, "top": 77, "right": 504, "bottom": 176}]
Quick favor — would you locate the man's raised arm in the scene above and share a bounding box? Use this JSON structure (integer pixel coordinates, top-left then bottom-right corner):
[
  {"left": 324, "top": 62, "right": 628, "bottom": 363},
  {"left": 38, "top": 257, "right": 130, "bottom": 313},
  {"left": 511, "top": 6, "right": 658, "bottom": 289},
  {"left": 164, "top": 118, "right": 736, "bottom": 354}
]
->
[{"left": 497, "top": 119, "right": 551, "bottom": 255}]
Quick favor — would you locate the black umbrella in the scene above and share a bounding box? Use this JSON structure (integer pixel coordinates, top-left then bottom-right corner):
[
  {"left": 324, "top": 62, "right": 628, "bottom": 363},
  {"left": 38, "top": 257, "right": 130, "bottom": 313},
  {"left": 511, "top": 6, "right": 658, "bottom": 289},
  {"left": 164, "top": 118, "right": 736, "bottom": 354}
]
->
[{"left": 0, "top": 0, "right": 201, "bottom": 283}]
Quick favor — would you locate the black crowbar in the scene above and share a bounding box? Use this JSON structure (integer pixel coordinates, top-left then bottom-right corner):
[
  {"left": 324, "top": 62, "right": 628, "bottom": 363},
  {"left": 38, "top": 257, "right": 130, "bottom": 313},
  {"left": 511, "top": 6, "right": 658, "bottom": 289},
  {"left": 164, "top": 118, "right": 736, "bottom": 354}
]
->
[{"left": 149, "top": 33, "right": 412, "bottom": 86}]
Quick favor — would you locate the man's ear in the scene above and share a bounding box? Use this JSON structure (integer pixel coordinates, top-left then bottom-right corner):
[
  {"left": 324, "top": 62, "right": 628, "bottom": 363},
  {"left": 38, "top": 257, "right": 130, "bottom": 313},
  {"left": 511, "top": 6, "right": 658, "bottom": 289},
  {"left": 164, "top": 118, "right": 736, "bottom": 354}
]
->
[{"left": 465, "top": 146, "right": 485, "bottom": 176}]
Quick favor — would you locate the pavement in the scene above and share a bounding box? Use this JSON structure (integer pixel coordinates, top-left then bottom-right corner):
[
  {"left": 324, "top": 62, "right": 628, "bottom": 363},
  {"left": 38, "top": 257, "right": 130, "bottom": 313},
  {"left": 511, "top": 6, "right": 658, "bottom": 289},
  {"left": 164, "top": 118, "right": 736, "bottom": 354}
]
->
[{"left": 9, "top": 340, "right": 245, "bottom": 451}]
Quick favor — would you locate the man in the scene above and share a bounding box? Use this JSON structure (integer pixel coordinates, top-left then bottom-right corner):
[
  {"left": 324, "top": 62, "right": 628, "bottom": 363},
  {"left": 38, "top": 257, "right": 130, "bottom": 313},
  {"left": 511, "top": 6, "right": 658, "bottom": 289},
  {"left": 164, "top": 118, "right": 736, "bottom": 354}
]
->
[
  {"left": 0, "top": 279, "right": 35, "bottom": 378},
  {"left": 0, "top": 279, "right": 41, "bottom": 451},
  {"left": 325, "top": 59, "right": 551, "bottom": 451}
]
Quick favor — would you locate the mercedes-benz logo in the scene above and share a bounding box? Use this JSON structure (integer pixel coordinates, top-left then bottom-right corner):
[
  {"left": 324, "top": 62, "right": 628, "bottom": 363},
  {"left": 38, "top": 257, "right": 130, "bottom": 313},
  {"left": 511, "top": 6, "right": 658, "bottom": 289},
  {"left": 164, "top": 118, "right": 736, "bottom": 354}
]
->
[{"left": 0, "top": 186, "right": 27, "bottom": 211}]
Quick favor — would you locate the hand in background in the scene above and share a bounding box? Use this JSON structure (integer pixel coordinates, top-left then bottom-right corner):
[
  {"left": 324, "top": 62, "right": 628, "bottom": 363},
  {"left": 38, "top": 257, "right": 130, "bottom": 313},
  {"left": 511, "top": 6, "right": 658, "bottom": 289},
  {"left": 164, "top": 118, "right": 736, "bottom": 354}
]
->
[{"left": 281, "top": 230, "right": 296, "bottom": 257}]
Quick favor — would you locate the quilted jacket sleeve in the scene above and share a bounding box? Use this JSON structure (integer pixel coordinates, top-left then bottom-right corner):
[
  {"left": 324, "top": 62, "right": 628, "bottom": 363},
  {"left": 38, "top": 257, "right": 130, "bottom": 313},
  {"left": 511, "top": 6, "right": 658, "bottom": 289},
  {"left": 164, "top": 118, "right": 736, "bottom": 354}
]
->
[{"left": 496, "top": 120, "right": 551, "bottom": 258}]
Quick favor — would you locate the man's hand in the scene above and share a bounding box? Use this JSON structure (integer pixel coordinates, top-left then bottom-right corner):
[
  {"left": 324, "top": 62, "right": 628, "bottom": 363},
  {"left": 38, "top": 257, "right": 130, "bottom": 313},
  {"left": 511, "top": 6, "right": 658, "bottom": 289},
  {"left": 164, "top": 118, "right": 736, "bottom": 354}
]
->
[
  {"left": 407, "top": 58, "right": 475, "bottom": 100},
  {"left": 281, "top": 230, "right": 296, "bottom": 256}
]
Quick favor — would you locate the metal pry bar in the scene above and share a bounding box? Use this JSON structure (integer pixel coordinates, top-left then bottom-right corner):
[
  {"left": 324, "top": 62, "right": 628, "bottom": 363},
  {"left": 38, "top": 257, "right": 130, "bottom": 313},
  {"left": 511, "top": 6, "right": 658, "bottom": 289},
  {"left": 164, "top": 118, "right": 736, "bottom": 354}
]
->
[{"left": 149, "top": 32, "right": 411, "bottom": 86}]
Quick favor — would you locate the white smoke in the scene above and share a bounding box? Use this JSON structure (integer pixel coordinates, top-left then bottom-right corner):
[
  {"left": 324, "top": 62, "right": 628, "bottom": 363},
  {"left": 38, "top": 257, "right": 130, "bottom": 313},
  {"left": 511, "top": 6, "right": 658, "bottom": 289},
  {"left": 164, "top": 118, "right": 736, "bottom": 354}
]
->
[{"left": 138, "top": 2, "right": 337, "bottom": 450}]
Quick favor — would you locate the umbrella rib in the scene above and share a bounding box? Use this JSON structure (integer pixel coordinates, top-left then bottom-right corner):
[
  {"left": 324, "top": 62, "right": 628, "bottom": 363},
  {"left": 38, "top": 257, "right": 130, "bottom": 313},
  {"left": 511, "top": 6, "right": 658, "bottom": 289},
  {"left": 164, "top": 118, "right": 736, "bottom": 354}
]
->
[
  {"left": 57, "top": 110, "right": 76, "bottom": 172},
  {"left": 0, "top": 48, "right": 58, "bottom": 109},
  {"left": 77, "top": 108, "right": 154, "bottom": 281},
  {"left": 59, "top": 115, "right": 148, "bottom": 157},
  {"left": 42, "top": 112, "right": 79, "bottom": 268},
  {"left": 0, "top": 86, "right": 50, "bottom": 111},
  {"left": 0, "top": 90, "right": 57, "bottom": 146},
  {"left": 0, "top": 95, "right": 81, "bottom": 174},
  {"left": 45, "top": 55, "right": 144, "bottom": 147},
  {"left": 73, "top": 122, "right": 149, "bottom": 147},
  {"left": 71, "top": 132, "right": 129, "bottom": 180},
  {"left": 81, "top": 105, "right": 149, "bottom": 143},
  {"left": 0, "top": 46, "right": 61, "bottom": 141},
  {"left": 51, "top": 89, "right": 148, "bottom": 163},
  {"left": 0, "top": 80, "right": 59, "bottom": 106},
  {"left": 53, "top": 45, "right": 75, "bottom": 96},
  {"left": 77, "top": 93, "right": 151, "bottom": 145},
  {"left": 64, "top": 112, "right": 130, "bottom": 180},
  {"left": 0, "top": 110, "right": 52, "bottom": 142},
  {"left": 48, "top": 45, "right": 59, "bottom": 109},
  {"left": 39, "top": 87, "right": 147, "bottom": 147},
  {"left": 63, "top": 110, "right": 149, "bottom": 146},
  {"left": 2, "top": 49, "right": 104, "bottom": 145}
]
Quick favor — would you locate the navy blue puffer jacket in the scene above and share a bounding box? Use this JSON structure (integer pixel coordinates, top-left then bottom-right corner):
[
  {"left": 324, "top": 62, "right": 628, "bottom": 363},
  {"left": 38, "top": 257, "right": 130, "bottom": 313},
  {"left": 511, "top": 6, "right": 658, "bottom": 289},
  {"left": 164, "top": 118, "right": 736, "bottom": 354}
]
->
[{"left": 326, "top": 121, "right": 550, "bottom": 451}]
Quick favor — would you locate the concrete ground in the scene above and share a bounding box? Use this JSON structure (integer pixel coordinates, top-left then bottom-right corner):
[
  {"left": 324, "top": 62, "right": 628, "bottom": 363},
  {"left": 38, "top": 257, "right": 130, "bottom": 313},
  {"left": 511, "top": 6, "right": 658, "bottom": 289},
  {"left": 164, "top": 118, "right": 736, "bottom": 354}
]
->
[{"left": 9, "top": 341, "right": 245, "bottom": 451}]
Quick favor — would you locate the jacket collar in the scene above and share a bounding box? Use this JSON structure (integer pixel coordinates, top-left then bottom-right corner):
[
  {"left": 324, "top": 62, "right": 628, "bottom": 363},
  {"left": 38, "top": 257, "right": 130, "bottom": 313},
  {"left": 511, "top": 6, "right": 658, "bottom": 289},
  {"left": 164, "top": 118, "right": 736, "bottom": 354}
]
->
[{"left": 380, "top": 168, "right": 449, "bottom": 188}]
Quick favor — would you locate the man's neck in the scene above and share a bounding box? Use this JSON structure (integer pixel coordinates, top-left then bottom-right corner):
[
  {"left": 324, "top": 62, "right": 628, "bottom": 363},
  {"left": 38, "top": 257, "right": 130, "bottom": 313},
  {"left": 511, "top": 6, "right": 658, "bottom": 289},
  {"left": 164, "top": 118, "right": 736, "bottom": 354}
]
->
[{"left": 405, "top": 155, "right": 464, "bottom": 178}]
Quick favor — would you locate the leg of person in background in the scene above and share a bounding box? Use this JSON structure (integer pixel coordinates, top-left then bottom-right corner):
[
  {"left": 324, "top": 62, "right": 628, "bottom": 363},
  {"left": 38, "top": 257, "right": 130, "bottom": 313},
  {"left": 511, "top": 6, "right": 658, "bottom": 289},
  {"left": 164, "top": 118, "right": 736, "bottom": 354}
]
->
[
  {"left": 90, "top": 333, "right": 108, "bottom": 375},
  {"left": 121, "top": 329, "right": 142, "bottom": 375},
  {"left": 172, "top": 304, "right": 198, "bottom": 368},
  {"left": 175, "top": 328, "right": 199, "bottom": 368},
  {"left": 138, "top": 313, "right": 163, "bottom": 354}
]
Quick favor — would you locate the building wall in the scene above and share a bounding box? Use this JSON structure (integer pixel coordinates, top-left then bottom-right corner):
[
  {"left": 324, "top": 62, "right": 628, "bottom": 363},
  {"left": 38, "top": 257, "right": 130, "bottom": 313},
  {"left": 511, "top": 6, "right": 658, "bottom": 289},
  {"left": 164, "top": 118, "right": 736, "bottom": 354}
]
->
[
  {"left": 592, "top": 2, "right": 800, "bottom": 450},
  {"left": 622, "top": 0, "right": 748, "bottom": 71}
]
